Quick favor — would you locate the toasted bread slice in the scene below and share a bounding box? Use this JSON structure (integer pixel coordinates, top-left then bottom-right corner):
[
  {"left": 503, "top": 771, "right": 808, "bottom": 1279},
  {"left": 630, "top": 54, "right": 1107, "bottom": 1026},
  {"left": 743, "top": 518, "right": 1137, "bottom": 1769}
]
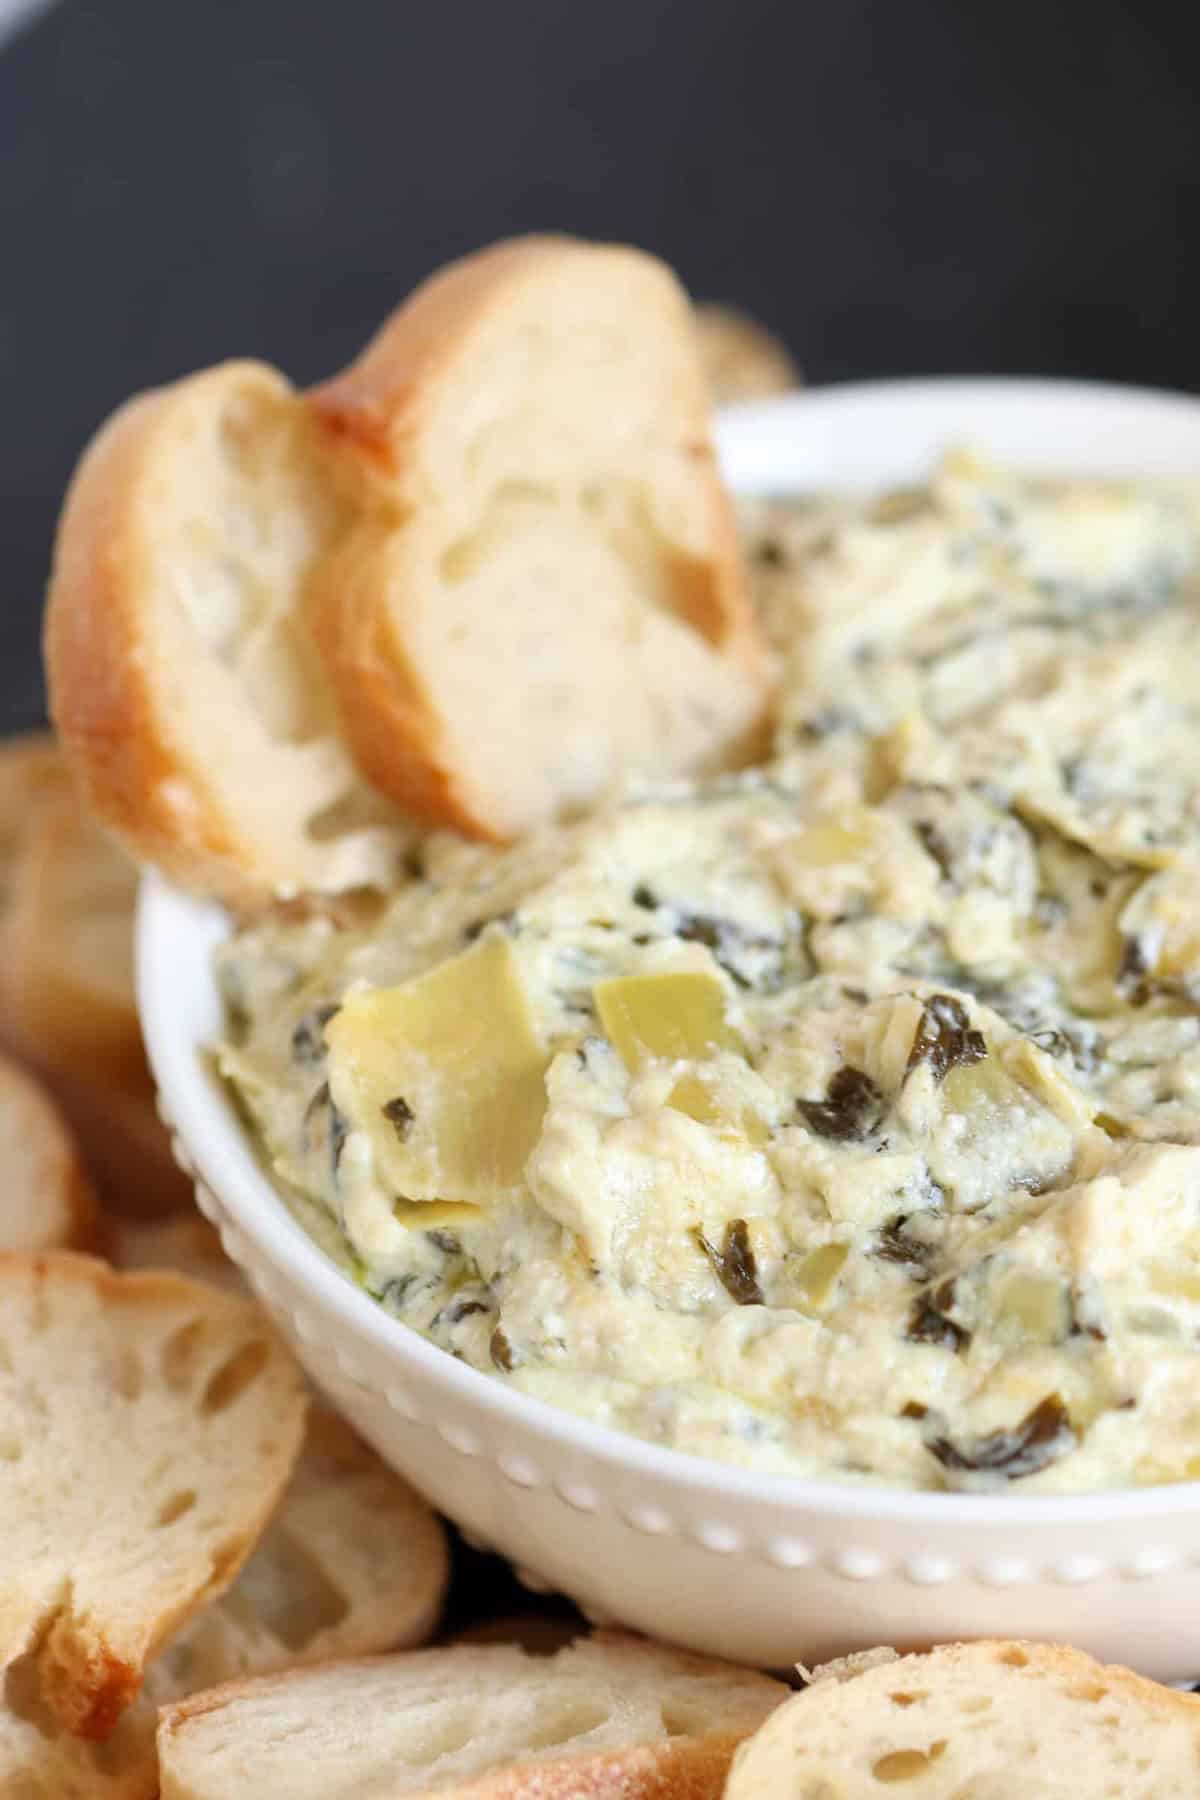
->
[
  {"left": 148, "top": 1406, "right": 449, "bottom": 1698},
  {"left": 0, "top": 1408, "right": 447, "bottom": 1796},
  {"left": 115, "top": 1217, "right": 450, "bottom": 1662},
  {"left": 0, "top": 782, "right": 145, "bottom": 1082},
  {"left": 726, "top": 1639, "right": 1200, "bottom": 1799},
  {"left": 44, "top": 362, "right": 412, "bottom": 900},
  {"left": 309, "top": 235, "right": 771, "bottom": 840},
  {"left": 0, "top": 1253, "right": 306, "bottom": 1739},
  {"left": 693, "top": 303, "right": 799, "bottom": 407},
  {"left": 157, "top": 1631, "right": 785, "bottom": 1800},
  {"left": 0, "top": 1051, "right": 100, "bottom": 1253}
]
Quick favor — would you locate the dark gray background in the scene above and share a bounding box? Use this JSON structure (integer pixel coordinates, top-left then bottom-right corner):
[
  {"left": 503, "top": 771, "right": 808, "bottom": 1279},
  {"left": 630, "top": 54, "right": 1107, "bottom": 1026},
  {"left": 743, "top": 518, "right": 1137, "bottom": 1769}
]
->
[{"left": 3, "top": 0, "right": 1198, "bottom": 737}]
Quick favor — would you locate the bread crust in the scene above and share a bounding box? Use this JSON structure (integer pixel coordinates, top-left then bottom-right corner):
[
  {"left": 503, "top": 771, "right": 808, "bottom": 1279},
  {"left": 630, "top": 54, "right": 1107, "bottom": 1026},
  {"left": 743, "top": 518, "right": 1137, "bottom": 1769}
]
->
[
  {"left": 727, "top": 1638, "right": 1200, "bottom": 1800},
  {"left": 44, "top": 381, "right": 247, "bottom": 897},
  {"left": 156, "top": 1635, "right": 783, "bottom": 1800}
]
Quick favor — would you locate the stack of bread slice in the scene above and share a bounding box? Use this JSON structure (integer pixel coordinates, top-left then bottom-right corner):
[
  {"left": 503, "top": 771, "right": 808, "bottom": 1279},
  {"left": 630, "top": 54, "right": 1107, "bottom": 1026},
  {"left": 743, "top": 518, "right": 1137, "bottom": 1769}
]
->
[{"left": 45, "top": 236, "right": 773, "bottom": 901}]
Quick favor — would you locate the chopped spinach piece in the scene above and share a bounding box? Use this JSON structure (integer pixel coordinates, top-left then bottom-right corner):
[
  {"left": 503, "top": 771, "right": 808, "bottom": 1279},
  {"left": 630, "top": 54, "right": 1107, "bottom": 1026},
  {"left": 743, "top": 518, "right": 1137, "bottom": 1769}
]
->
[
  {"left": 907, "top": 1280, "right": 970, "bottom": 1353},
  {"left": 795, "top": 707, "right": 853, "bottom": 743},
  {"left": 874, "top": 1213, "right": 935, "bottom": 1274},
  {"left": 914, "top": 819, "right": 955, "bottom": 883},
  {"left": 905, "top": 994, "right": 987, "bottom": 1083},
  {"left": 926, "top": 1394, "right": 1075, "bottom": 1481},
  {"left": 381, "top": 1095, "right": 414, "bottom": 1141},
  {"left": 290, "top": 1002, "right": 341, "bottom": 1068},
  {"left": 1117, "top": 933, "right": 1155, "bottom": 1003},
  {"left": 303, "top": 1080, "right": 348, "bottom": 1176},
  {"left": 463, "top": 909, "right": 516, "bottom": 943},
  {"left": 632, "top": 884, "right": 659, "bottom": 910},
  {"left": 434, "top": 1296, "right": 491, "bottom": 1328},
  {"left": 697, "top": 1219, "right": 763, "bottom": 1306},
  {"left": 796, "top": 1067, "right": 884, "bottom": 1141},
  {"left": 376, "top": 1274, "right": 417, "bottom": 1309},
  {"left": 425, "top": 1230, "right": 461, "bottom": 1255}
]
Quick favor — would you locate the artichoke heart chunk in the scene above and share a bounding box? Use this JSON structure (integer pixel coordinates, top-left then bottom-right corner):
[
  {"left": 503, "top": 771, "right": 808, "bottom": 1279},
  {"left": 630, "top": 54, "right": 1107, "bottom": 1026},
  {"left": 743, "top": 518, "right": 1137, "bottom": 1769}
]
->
[
  {"left": 593, "top": 969, "right": 739, "bottom": 1072},
  {"left": 325, "top": 935, "right": 548, "bottom": 1202}
]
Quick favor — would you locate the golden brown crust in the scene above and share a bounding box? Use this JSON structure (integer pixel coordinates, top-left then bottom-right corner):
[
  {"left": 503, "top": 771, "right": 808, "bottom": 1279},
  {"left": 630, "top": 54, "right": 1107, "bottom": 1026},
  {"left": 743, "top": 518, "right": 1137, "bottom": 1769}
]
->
[{"left": 44, "top": 372, "right": 289, "bottom": 899}]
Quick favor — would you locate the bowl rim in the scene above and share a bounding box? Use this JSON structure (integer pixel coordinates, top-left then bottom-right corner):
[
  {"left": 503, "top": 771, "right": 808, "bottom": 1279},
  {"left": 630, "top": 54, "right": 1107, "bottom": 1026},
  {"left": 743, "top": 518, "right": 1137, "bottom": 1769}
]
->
[{"left": 138, "top": 372, "right": 1200, "bottom": 1527}]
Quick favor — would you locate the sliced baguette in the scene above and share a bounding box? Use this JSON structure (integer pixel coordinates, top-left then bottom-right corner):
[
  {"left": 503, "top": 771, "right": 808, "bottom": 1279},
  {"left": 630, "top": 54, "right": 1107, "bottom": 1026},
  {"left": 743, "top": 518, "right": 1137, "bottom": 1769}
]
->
[
  {"left": 0, "top": 1408, "right": 446, "bottom": 1797},
  {"left": 0, "top": 1253, "right": 306, "bottom": 1739},
  {"left": 309, "top": 234, "right": 771, "bottom": 840},
  {"left": 0, "top": 781, "right": 146, "bottom": 1082},
  {"left": 0, "top": 767, "right": 192, "bottom": 1216},
  {"left": 726, "top": 1639, "right": 1200, "bottom": 1799},
  {"left": 693, "top": 303, "right": 799, "bottom": 408},
  {"left": 157, "top": 1631, "right": 786, "bottom": 1800},
  {"left": 147, "top": 1405, "right": 449, "bottom": 1697},
  {"left": 44, "top": 362, "right": 412, "bottom": 900},
  {"left": 0, "top": 1051, "right": 100, "bottom": 1253}
]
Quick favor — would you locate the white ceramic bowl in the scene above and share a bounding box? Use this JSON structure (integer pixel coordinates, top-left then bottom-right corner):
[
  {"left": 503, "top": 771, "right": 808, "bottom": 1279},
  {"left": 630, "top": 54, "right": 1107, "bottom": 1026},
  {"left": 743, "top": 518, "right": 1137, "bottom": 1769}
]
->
[{"left": 138, "top": 378, "right": 1200, "bottom": 1681}]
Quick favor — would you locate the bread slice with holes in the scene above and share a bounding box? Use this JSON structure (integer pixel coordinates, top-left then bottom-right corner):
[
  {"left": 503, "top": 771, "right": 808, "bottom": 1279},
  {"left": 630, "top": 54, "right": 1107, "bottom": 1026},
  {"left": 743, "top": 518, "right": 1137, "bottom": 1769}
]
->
[
  {"left": 692, "top": 303, "right": 799, "bottom": 408},
  {"left": 0, "top": 1051, "right": 100, "bottom": 1253},
  {"left": 0, "top": 1252, "right": 306, "bottom": 1739},
  {"left": 309, "top": 235, "right": 770, "bottom": 841},
  {"left": 725, "top": 1639, "right": 1200, "bottom": 1799},
  {"left": 146, "top": 1405, "right": 449, "bottom": 1697},
  {"left": 0, "top": 1407, "right": 447, "bottom": 1797},
  {"left": 156, "top": 1631, "right": 785, "bottom": 1800},
  {"left": 43, "top": 361, "right": 412, "bottom": 900}
]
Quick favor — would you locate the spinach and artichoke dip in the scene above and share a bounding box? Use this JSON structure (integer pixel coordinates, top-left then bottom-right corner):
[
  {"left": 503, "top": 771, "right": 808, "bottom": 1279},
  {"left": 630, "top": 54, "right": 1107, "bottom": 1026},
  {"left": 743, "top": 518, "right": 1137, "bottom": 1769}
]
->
[{"left": 217, "top": 450, "right": 1200, "bottom": 1493}]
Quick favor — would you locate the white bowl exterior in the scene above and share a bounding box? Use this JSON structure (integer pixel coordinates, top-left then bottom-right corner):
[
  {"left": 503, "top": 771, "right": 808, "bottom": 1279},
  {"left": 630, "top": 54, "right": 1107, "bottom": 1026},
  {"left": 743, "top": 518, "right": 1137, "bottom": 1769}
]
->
[{"left": 139, "top": 379, "right": 1200, "bottom": 1679}]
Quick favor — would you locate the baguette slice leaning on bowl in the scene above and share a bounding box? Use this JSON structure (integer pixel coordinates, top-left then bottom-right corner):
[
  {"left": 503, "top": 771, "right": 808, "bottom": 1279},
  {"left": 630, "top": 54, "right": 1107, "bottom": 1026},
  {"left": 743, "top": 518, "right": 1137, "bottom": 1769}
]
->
[
  {"left": 0, "top": 1253, "right": 307, "bottom": 1739},
  {"left": 44, "top": 234, "right": 771, "bottom": 899},
  {"left": 42, "top": 360, "right": 408, "bottom": 901},
  {"left": 726, "top": 1640, "right": 1200, "bottom": 1799},
  {"left": 155, "top": 1631, "right": 787, "bottom": 1800},
  {"left": 308, "top": 235, "right": 770, "bottom": 840}
]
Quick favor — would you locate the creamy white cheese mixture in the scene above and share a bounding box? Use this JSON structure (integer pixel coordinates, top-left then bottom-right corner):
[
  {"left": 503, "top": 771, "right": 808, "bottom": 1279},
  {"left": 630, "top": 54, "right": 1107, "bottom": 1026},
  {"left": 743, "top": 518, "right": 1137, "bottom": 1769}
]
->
[{"left": 218, "top": 451, "right": 1200, "bottom": 1492}]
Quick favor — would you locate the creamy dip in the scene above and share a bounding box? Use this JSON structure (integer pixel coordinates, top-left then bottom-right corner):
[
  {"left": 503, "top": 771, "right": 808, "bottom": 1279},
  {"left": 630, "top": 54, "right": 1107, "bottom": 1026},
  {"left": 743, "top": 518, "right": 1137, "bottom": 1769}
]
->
[{"left": 218, "top": 451, "right": 1200, "bottom": 1492}]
